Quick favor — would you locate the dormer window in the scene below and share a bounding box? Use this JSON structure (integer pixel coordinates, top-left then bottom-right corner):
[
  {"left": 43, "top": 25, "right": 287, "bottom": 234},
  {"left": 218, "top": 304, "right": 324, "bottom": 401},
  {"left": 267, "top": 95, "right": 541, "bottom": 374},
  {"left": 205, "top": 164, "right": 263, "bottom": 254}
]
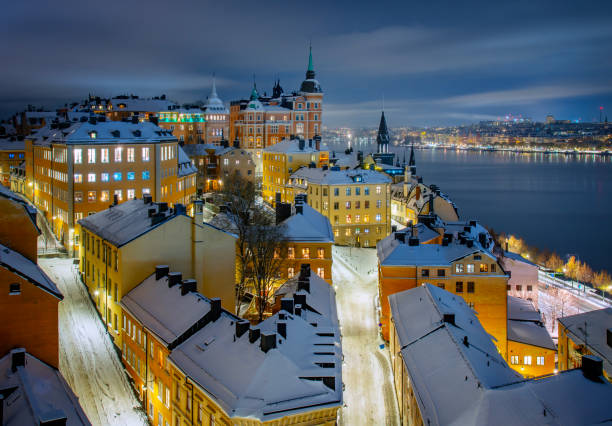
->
[
  {"left": 111, "top": 130, "right": 120, "bottom": 138},
  {"left": 89, "top": 131, "right": 97, "bottom": 139},
  {"left": 352, "top": 175, "right": 363, "bottom": 183}
]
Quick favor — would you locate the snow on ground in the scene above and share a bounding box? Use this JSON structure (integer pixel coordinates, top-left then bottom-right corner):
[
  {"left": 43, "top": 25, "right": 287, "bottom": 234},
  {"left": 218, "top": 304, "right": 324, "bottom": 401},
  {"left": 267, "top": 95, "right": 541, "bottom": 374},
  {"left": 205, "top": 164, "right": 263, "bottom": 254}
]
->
[
  {"left": 40, "top": 257, "right": 147, "bottom": 426},
  {"left": 333, "top": 246, "right": 400, "bottom": 426}
]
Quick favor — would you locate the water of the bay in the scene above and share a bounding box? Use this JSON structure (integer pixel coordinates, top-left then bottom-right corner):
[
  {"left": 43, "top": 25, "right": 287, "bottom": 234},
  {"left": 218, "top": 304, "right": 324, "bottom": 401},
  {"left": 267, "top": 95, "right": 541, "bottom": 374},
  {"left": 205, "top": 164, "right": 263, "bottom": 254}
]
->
[{"left": 338, "top": 143, "right": 612, "bottom": 274}]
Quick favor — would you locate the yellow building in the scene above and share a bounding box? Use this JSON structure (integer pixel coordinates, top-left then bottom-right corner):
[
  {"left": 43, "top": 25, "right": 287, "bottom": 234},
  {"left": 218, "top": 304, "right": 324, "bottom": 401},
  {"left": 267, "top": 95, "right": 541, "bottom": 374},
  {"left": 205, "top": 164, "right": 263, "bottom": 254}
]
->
[
  {"left": 0, "top": 139, "right": 25, "bottom": 187},
  {"left": 558, "top": 308, "right": 612, "bottom": 382},
  {"left": 288, "top": 167, "right": 392, "bottom": 247},
  {"left": 78, "top": 198, "right": 211, "bottom": 346},
  {"left": 378, "top": 222, "right": 509, "bottom": 358},
  {"left": 389, "top": 284, "right": 612, "bottom": 426},
  {"left": 262, "top": 137, "right": 329, "bottom": 204},
  {"left": 24, "top": 118, "right": 197, "bottom": 250},
  {"left": 507, "top": 296, "right": 556, "bottom": 377}
]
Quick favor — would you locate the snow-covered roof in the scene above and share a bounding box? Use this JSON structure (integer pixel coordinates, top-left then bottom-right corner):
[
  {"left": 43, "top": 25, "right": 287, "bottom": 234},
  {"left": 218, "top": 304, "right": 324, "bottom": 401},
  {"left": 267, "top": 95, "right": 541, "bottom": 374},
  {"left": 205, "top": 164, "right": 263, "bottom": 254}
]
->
[
  {"left": 0, "top": 185, "right": 40, "bottom": 235},
  {"left": 507, "top": 297, "right": 555, "bottom": 350},
  {"left": 0, "top": 243, "right": 62, "bottom": 299},
  {"left": 507, "top": 296, "right": 541, "bottom": 322},
  {"left": 330, "top": 151, "right": 360, "bottom": 169},
  {"left": 181, "top": 143, "right": 222, "bottom": 157},
  {"left": 169, "top": 281, "right": 342, "bottom": 422},
  {"left": 29, "top": 121, "right": 175, "bottom": 145},
  {"left": 377, "top": 234, "right": 497, "bottom": 267},
  {"left": 0, "top": 349, "right": 90, "bottom": 425},
  {"left": 503, "top": 251, "right": 537, "bottom": 267},
  {"left": 0, "top": 139, "right": 24, "bottom": 151},
  {"left": 177, "top": 145, "right": 197, "bottom": 177},
  {"left": 120, "top": 271, "right": 212, "bottom": 347},
  {"left": 559, "top": 308, "right": 612, "bottom": 371},
  {"left": 263, "top": 138, "right": 329, "bottom": 154},
  {"left": 78, "top": 199, "right": 184, "bottom": 248},
  {"left": 279, "top": 203, "right": 334, "bottom": 243},
  {"left": 389, "top": 284, "right": 612, "bottom": 425},
  {"left": 290, "top": 167, "right": 391, "bottom": 186},
  {"left": 110, "top": 97, "right": 178, "bottom": 112}
]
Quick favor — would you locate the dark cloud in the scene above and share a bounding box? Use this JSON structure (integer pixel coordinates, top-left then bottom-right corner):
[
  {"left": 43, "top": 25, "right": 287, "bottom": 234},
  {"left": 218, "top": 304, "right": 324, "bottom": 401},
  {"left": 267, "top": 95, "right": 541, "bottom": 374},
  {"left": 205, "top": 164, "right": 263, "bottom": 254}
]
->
[{"left": 2, "top": 0, "right": 611, "bottom": 126}]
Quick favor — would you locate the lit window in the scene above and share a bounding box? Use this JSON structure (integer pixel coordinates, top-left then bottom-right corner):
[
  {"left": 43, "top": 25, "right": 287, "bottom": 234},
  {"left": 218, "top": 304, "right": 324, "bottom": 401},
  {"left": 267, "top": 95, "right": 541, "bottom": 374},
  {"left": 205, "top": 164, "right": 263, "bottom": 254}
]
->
[
  {"left": 101, "top": 148, "right": 109, "bottom": 163},
  {"left": 101, "top": 173, "right": 109, "bottom": 182},
  {"left": 317, "top": 267, "right": 325, "bottom": 279},
  {"left": 142, "top": 170, "right": 150, "bottom": 180},
  {"left": 88, "top": 191, "right": 96, "bottom": 203},
  {"left": 287, "top": 247, "right": 294, "bottom": 259},
  {"left": 127, "top": 189, "right": 135, "bottom": 200},
  {"left": 511, "top": 356, "right": 519, "bottom": 364},
  {"left": 88, "top": 173, "right": 96, "bottom": 183},
  {"left": 455, "top": 264, "right": 464, "bottom": 273},
  {"left": 74, "top": 173, "right": 82, "bottom": 183},
  {"left": 114, "top": 189, "right": 123, "bottom": 202},
  {"left": 101, "top": 191, "right": 109, "bottom": 202},
  {"left": 536, "top": 356, "right": 545, "bottom": 366},
  {"left": 317, "top": 248, "right": 325, "bottom": 259},
  {"left": 346, "top": 215, "right": 351, "bottom": 224},
  {"left": 142, "top": 188, "right": 150, "bottom": 195},
  {"left": 74, "top": 192, "right": 83, "bottom": 203},
  {"left": 376, "top": 186, "right": 382, "bottom": 194},
  {"left": 302, "top": 248, "right": 310, "bottom": 259},
  {"left": 88, "top": 148, "right": 96, "bottom": 163},
  {"left": 127, "top": 148, "right": 135, "bottom": 162},
  {"left": 524, "top": 356, "right": 532, "bottom": 365},
  {"left": 467, "top": 264, "right": 475, "bottom": 273},
  {"left": 376, "top": 214, "right": 381, "bottom": 222},
  {"left": 73, "top": 149, "right": 82, "bottom": 164},
  {"left": 113, "top": 172, "right": 122, "bottom": 181},
  {"left": 114, "top": 147, "right": 123, "bottom": 162},
  {"left": 142, "top": 147, "right": 150, "bottom": 162},
  {"left": 345, "top": 228, "right": 351, "bottom": 236},
  {"left": 127, "top": 172, "right": 135, "bottom": 181},
  {"left": 288, "top": 267, "right": 295, "bottom": 278},
  {"left": 480, "top": 263, "right": 488, "bottom": 272},
  {"left": 223, "top": 159, "right": 229, "bottom": 165}
]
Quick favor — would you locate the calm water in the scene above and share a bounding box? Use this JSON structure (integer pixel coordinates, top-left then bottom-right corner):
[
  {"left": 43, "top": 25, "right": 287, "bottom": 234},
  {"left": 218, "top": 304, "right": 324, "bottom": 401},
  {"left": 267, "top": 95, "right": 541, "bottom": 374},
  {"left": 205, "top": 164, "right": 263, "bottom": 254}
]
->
[{"left": 340, "top": 143, "right": 612, "bottom": 273}]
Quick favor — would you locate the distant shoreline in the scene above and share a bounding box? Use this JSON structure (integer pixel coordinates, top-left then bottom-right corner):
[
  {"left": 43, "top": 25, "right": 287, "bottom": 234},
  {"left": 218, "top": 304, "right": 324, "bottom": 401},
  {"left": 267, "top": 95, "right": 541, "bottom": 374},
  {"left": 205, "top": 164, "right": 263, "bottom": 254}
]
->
[{"left": 400, "top": 143, "right": 611, "bottom": 156}]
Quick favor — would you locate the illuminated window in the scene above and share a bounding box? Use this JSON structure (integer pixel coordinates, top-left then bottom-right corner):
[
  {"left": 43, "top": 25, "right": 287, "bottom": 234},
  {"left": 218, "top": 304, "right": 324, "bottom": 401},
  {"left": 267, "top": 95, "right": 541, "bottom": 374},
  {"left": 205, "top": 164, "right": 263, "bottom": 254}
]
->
[
  {"left": 127, "top": 172, "right": 135, "bottom": 181},
  {"left": 318, "top": 248, "right": 325, "bottom": 259},
  {"left": 287, "top": 247, "right": 295, "bottom": 259},
  {"left": 511, "top": 356, "right": 519, "bottom": 364},
  {"left": 467, "top": 264, "right": 475, "bottom": 273},
  {"left": 345, "top": 228, "right": 351, "bottom": 236},
  {"left": 142, "top": 188, "right": 150, "bottom": 195},
  {"left": 127, "top": 148, "right": 135, "bottom": 162},
  {"left": 88, "top": 191, "right": 96, "bottom": 203},
  {"left": 355, "top": 214, "right": 360, "bottom": 223},
  {"left": 536, "top": 356, "right": 545, "bottom": 366},
  {"left": 524, "top": 356, "right": 532, "bottom": 365},
  {"left": 74, "top": 173, "right": 82, "bottom": 183},
  {"left": 114, "top": 189, "right": 123, "bottom": 202},
  {"left": 113, "top": 172, "right": 122, "bottom": 181},
  {"left": 345, "top": 201, "right": 351, "bottom": 209},
  {"left": 88, "top": 148, "right": 96, "bottom": 164},
  {"left": 455, "top": 264, "right": 464, "bottom": 273},
  {"left": 346, "top": 215, "right": 351, "bottom": 224},
  {"left": 376, "top": 186, "right": 382, "bottom": 194},
  {"left": 142, "top": 147, "right": 150, "bottom": 162},
  {"left": 302, "top": 248, "right": 310, "bottom": 259},
  {"left": 88, "top": 173, "right": 96, "bottom": 183},
  {"left": 288, "top": 267, "right": 295, "bottom": 278},
  {"left": 376, "top": 214, "right": 381, "bottom": 222},
  {"left": 101, "top": 173, "right": 109, "bottom": 182},
  {"left": 479, "top": 263, "right": 488, "bottom": 272},
  {"left": 73, "top": 149, "right": 82, "bottom": 164},
  {"left": 74, "top": 192, "right": 83, "bottom": 203},
  {"left": 317, "top": 267, "right": 325, "bottom": 279},
  {"left": 101, "top": 191, "right": 109, "bottom": 202},
  {"left": 114, "top": 147, "right": 123, "bottom": 162},
  {"left": 127, "top": 189, "right": 135, "bottom": 200},
  {"left": 142, "top": 170, "right": 150, "bottom": 180},
  {"left": 334, "top": 228, "right": 339, "bottom": 237},
  {"left": 101, "top": 148, "right": 109, "bottom": 163}
]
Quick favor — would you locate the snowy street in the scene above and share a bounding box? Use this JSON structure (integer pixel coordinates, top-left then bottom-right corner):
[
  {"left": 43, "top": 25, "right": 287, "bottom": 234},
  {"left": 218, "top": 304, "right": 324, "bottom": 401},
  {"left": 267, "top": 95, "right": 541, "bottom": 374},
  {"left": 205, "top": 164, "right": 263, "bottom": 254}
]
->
[
  {"left": 40, "top": 257, "right": 147, "bottom": 426},
  {"left": 333, "top": 246, "right": 400, "bottom": 426}
]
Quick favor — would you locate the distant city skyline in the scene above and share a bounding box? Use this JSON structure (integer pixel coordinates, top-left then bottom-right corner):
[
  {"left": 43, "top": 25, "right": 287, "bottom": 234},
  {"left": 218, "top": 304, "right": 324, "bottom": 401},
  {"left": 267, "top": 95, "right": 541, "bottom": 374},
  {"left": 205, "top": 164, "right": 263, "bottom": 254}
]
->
[{"left": 2, "top": 0, "right": 611, "bottom": 127}]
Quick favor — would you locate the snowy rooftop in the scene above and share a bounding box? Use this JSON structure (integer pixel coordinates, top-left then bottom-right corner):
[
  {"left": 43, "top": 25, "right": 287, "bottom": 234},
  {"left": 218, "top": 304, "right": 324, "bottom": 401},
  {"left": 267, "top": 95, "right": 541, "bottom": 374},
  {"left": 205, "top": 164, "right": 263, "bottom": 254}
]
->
[
  {"left": 177, "top": 145, "right": 197, "bottom": 177},
  {"left": 29, "top": 121, "right": 176, "bottom": 145},
  {"left": 330, "top": 151, "right": 360, "bottom": 169},
  {"left": 78, "top": 199, "right": 184, "bottom": 248},
  {"left": 169, "top": 278, "right": 342, "bottom": 422},
  {"left": 502, "top": 251, "right": 538, "bottom": 267},
  {"left": 559, "top": 308, "right": 612, "bottom": 370},
  {"left": 0, "top": 139, "right": 24, "bottom": 150},
  {"left": 263, "top": 138, "right": 329, "bottom": 154},
  {"left": 290, "top": 167, "right": 391, "bottom": 186},
  {"left": 279, "top": 203, "right": 334, "bottom": 243},
  {"left": 507, "top": 296, "right": 555, "bottom": 351},
  {"left": 0, "top": 349, "right": 90, "bottom": 425},
  {"left": 507, "top": 296, "right": 541, "bottom": 322},
  {"left": 389, "top": 284, "right": 612, "bottom": 425},
  {"left": 120, "top": 271, "right": 212, "bottom": 347},
  {"left": 0, "top": 185, "right": 38, "bottom": 229},
  {"left": 377, "top": 232, "right": 497, "bottom": 267},
  {"left": 0, "top": 243, "right": 62, "bottom": 300},
  {"left": 110, "top": 97, "right": 177, "bottom": 112},
  {"left": 181, "top": 143, "right": 223, "bottom": 157}
]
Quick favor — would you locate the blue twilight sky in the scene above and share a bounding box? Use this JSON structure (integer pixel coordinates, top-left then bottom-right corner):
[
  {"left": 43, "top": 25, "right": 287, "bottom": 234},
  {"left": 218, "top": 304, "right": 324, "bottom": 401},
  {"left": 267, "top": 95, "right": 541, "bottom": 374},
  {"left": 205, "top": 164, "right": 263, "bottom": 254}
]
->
[{"left": 1, "top": 0, "right": 611, "bottom": 127}]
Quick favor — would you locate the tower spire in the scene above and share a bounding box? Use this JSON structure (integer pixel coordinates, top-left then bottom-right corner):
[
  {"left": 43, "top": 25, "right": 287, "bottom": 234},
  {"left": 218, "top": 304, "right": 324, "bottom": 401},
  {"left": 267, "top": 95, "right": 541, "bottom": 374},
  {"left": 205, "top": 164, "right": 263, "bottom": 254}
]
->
[
  {"left": 376, "top": 111, "right": 390, "bottom": 154},
  {"left": 308, "top": 42, "right": 313, "bottom": 72},
  {"left": 409, "top": 143, "right": 417, "bottom": 176},
  {"left": 210, "top": 73, "right": 218, "bottom": 98}
]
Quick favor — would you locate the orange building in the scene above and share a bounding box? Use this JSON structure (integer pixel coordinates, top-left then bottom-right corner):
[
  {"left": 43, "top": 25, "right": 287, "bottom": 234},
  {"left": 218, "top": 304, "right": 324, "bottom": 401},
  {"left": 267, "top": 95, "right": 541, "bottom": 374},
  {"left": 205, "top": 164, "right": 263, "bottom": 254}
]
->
[
  {"left": 104, "top": 95, "right": 177, "bottom": 122},
  {"left": 24, "top": 118, "right": 197, "bottom": 250},
  {"left": 0, "top": 186, "right": 63, "bottom": 369},
  {"left": 377, "top": 221, "right": 509, "bottom": 359},
  {"left": 0, "top": 139, "right": 25, "bottom": 187},
  {"left": 230, "top": 47, "right": 323, "bottom": 170},
  {"left": 158, "top": 108, "right": 206, "bottom": 144}
]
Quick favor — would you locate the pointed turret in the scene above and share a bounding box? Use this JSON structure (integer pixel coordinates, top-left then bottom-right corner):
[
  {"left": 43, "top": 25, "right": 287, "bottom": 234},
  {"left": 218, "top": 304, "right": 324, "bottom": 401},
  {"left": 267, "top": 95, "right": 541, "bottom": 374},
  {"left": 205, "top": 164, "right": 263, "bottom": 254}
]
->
[
  {"left": 300, "top": 44, "right": 322, "bottom": 93},
  {"left": 210, "top": 74, "right": 218, "bottom": 99},
  {"left": 250, "top": 82, "right": 259, "bottom": 101},
  {"left": 272, "top": 79, "right": 284, "bottom": 98},
  {"left": 409, "top": 143, "right": 416, "bottom": 176},
  {"left": 376, "top": 111, "right": 390, "bottom": 154}
]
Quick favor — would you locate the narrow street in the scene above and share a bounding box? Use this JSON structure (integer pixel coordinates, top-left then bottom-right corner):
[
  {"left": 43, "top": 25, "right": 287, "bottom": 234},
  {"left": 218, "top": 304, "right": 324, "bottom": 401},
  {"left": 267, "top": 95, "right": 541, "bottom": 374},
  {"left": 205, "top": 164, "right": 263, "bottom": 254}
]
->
[
  {"left": 333, "top": 246, "right": 400, "bottom": 426},
  {"left": 40, "top": 257, "right": 147, "bottom": 426}
]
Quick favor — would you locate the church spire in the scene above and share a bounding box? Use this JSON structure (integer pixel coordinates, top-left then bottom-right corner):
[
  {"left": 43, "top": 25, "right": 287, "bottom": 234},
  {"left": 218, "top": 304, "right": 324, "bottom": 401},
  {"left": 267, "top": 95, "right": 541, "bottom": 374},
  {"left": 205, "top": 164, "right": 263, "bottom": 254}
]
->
[
  {"left": 409, "top": 143, "right": 417, "bottom": 176},
  {"left": 250, "top": 76, "right": 259, "bottom": 101},
  {"left": 300, "top": 44, "right": 321, "bottom": 93},
  {"left": 308, "top": 43, "right": 313, "bottom": 72},
  {"left": 376, "top": 111, "right": 390, "bottom": 154},
  {"left": 210, "top": 73, "right": 218, "bottom": 99}
]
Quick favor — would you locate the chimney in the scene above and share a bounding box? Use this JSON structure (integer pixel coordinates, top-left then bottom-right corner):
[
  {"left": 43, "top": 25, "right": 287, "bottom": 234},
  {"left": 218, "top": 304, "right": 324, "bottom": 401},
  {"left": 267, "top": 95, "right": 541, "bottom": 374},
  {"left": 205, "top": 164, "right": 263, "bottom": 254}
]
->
[
  {"left": 260, "top": 333, "right": 276, "bottom": 353},
  {"left": 143, "top": 194, "right": 153, "bottom": 204},
  {"left": 294, "top": 304, "right": 302, "bottom": 316},
  {"left": 408, "top": 237, "right": 420, "bottom": 246},
  {"left": 275, "top": 192, "right": 281, "bottom": 205},
  {"left": 155, "top": 265, "right": 169, "bottom": 280},
  {"left": 281, "top": 298, "right": 294, "bottom": 314},
  {"left": 467, "top": 240, "right": 474, "bottom": 248},
  {"left": 148, "top": 208, "right": 156, "bottom": 217},
  {"left": 235, "top": 320, "right": 250, "bottom": 338},
  {"left": 299, "top": 263, "right": 311, "bottom": 278},
  {"left": 277, "top": 321, "right": 287, "bottom": 339},
  {"left": 295, "top": 204, "right": 303, "bottom": 215},
  {"left": 158, "top": 202, "right": 168, "bottom": 212},
  {"left": 395, "top": 232, "right": 405, "bottom": 243},
  {"left": 298, "top": 139, "right": 305, "bottom": 151},
  {"left": 11, "top": 348, "right": 26, "bottom": 372},
  {"left": 275, "top": 202, "right": 291, "bottom": 224},
  {"left": 294, "top": 293, "right": 306, "bottom": 308},
  {"left": 180, "top": 279, "right": 197, "bottom": 295},
  {"left": 607, "top": 328, "right": 612, "bottom": 348},
  {"left": 210, "top": 297, "right": 222, "bottom": 321},
  {"left": 391, "top": 225, "right": 397, "bottom": 233},
  {"left": 249, "top": 328, "right": 260, "bottom": 343},
  {"left": 463, "top": 336, "right": 469, "bottom": 347},
  {"left": 113, "top": 193, "right": 118, "bottom": 205},
  {"left": 469, "top": 220, "right": 477, "bottom": 227},
  {"left": 298, "top": 277, "right": 310, "bottom": 293},
  {"left": 314, "top": 135, "right": 321, "bottom": 151},
  {"left": 581, "top": 355, "right": 603, "bottom": 381},
  {"left": 168, "top": 272, "right": 182, "bottom": 287},
  {"left": 443, "top": 313, "right": 455, "bottom": 326}
]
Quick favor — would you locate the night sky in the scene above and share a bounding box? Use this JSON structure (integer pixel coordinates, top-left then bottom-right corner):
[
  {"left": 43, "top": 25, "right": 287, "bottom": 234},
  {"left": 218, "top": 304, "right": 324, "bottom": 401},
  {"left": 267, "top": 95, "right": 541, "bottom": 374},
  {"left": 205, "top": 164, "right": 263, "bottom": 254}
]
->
[{"left": 2, "top": 0, "right": 611, "bottom": 127}]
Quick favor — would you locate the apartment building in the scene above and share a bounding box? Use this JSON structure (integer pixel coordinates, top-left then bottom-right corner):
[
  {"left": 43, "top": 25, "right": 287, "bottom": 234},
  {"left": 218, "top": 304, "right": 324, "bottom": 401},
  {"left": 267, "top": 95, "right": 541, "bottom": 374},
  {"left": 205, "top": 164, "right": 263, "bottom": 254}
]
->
[
  {"left": 262, "top": 137, "right": 329, "bottom": 204},
  {"left": 501, "top": 251, "right": 539, "bottom": 306},
  {"left": 24, "top": 118, "right": 196, "bottom": 249},
  {"left": 389, "top": 284, "right": 612, "bottom": 426},
  {"left": 377, "top": 221, "right": 509, "bottom": 358},
  {"left": 104, "top": 95, "right": 177, "bottom": 122},
  {"left": 158, "top": 108, "right": 206, "bottom": 144},
  {"left": 0, "top": 139, "right": 25, "bottom": 187},
  {"left": 288, "top": 167, "right": 391, "bottom": 247},
  {"left": 558, "top": 308, "right": 612, "bottom": 382}
]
